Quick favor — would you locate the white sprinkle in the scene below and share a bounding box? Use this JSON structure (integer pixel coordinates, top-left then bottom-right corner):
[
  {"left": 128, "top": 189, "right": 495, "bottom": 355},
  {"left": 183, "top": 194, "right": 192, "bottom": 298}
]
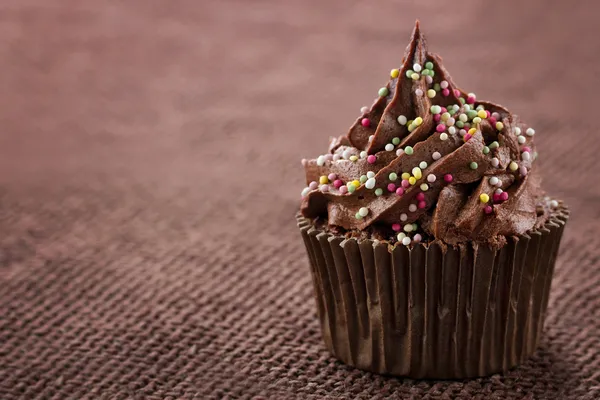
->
[
  {"left": 432, "top": 151, "right": 441, "bottom": 161},
  {"left": 342, "top": 150, "right": 352, "bottom": 160},
  {"left": 489, "top": 177, "right": 499, "bottom": 186},
  {"left": 402, "top": 237, "right": 412, "bottom": 246},
  {"left": 419, "top": 161, "right": 428, "bottom": 169},
  {"left": 550, "top": 200, "right": 559, "bottom": 208},
  {"left": 413, "top": 63, "right": 422, "bottom": 72},
  {"left": 320, "top": 185, "right": 330, "bottom": 192},
  {"left": 397, "top": 115, "right": 407, "bottom": 125},
  {"left": 367, "top": 171, "right": 375, "bottom": 178},
  {"left": 365, "top": 178, "right": 376, "bottom": 189},
  {"left": 463, "top": 105, "right": 471, "bottom": 112},
  {"left": 522, "top": 151, "right": 531, "bottom": 161},
  {"left": 360, "top": 151, "right": 368, "bottom": 159},
  {"left": 415, "top": 89, "right": 424, "bottom": 97},
  {"left": 360, "top": 106, "right": 369, "bottom": 114},
  {"left": 358, "top": 207, "right": 369, "bottom": 217},
  {"left": 440, "top": 133, "right": 448, "bottom": 141},
  {"left": 301, "top": 187, "right": 310, "bottom": 197},
  {"left": 409, "top": 204, "right": 418, "bottom": 212},
  {"left": 368, "top": 135, "right": 374, "bottom": 142},
  {"left": 491, "top": 157, "right": 500, "bottom": 167},
  {"left": 332, "top": 153, "right": 341, "bottom": 161},
  {"left": 459, "top": 113, "right": 468, "bottom": 122},
  {"left": 396, "top": 148, "right": 404, "bottom": 157},
  {"left": 400, "top": 213, "right": 408, "bottom": 222},
  {"left": 427, "top": 174, "right": 436, "bottom": 183},
  {"left": 526, "top": 128, "right": 535, "bottom": 136},
  {"left": 518, "top": 135, "right": 526, "bottom": 144},
  {"left": 385, "top": 143, "right": 395, "bottom": 152},
  {"left": 397, "top": 232, "right": 406, "bottom": 241},
  {"left": 515, "top": 127, "right": 522, "bottom": 136},
  {"left": 448, "top": 126, "right": 456, "bottom": 135},
  {"left": 425, "top": 75, "right": 433, "bottom": 84},
  {"left": 453, "top": 105, "right": 460, "bottom": 112},
  {"left": 317, "top": 155, "right": 326, "bottom": 166},
  {"left": 404, "top": 223, "right": 414, "bottom": 232},
  {"left": 495, "top": 188, "right": 503, "bottom": 195},
  {"left": 440, "top": 80, "right": 449, "bottom": 89},
  {"left": 446, "top": 117, "right": 455, "bottom": 127}
]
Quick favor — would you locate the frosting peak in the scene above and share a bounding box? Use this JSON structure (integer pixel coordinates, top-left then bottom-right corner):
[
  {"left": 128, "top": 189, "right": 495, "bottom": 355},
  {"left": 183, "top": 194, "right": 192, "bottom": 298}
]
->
[{"left": 300, "top": 21, "right": 552, "bottom": 247}]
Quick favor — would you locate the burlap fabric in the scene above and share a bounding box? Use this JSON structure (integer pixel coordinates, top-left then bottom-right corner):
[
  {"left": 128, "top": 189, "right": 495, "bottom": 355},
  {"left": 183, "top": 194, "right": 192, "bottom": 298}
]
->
[{"left": 1, "top": 1, "right": 599, "bottom": 399}]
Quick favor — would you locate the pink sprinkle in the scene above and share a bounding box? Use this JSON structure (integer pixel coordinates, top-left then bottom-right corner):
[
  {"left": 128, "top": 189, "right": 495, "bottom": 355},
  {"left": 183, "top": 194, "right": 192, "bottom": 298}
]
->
[
  {"left": 520, "top": 166, "right": 528, "bottom": 176},
  {"left": 325, "top": 154, "right": 333, "bottom": 161},
  {"left": 418, "top": 201, "right": 426, "bottom": 209},
  {"left": 488, "top": 117, "right": 497, "bottom": 126},
  {"left": 328, "top": 173, "right": 337, "bottom": 181},
  {"left": 416, "top": 193, "right": 425, "bottom": 201},
  {"left": 395, "top": 187, "right": 405, "bottom": 196},
  {"left": 454, "top": 89, "right": 461, "bottom": 97},
  {"left": 463, "top": 123, "right": 470, "bottom": 130},
  {"left": 361, "top": 118, "right": 370, "bottom": 127},
  {"left": 413, "top": 234, "right": 422, "bottom": 243},
  {"left": 441, "top": 107, "right": 447, "bottom": 113},
  {"left": 467, "top": 94, "right": 476, "bottom": 104},
  {"left": 522, "top": 146, "right": 532, "bottom": 153},
  {"left": 492, "top": 193, "right": 501, "bottom": 202},
  {"left": 367, "top": 155, "right": 377, "bottom": 164},
  {"left": 464, "top": 133, "right": 472, "bottom": 141},
  {"left": 309, "top": 181, "right": 318, "bottom": 190},
  {"left": 442, "top": 88, "right": 450, "bottom": 97},
  {"left": 320, "top": 185, "right": 329, "bottom": 192},
  {"left": 392, "top": 223, "right": 401, "bottom": 232},
  {"left": 387, "top": 183, "right": 396, "bottom": 192},
  {"left": 401, "top": 179, "right": 410, "bottom": 188},
  {"left": 339, "top": 186, "right": 348, "bottom": 194},
  {"left": 444, "top": 174, "right": 453, "bottom": 183},
  {"left": 333, "top": 179, "right": 343, "bottom": 189},
  {"left": 500, "top": 192, "right": 509, "bottom": 201},
  {"left": 492, "top": 112, "right": 500, "bottom": 120},
  {"left": 484, "top": 205, "right": 493, "bottom": 214},
  {"left": 485, "top": 110, "right": 491, "bottom": 118},
  {"left": 433, "top": 114, "right": 441, "bottom": 123},
  {"left": 436, "top": 124, "right": 446, "bottom": 133}
]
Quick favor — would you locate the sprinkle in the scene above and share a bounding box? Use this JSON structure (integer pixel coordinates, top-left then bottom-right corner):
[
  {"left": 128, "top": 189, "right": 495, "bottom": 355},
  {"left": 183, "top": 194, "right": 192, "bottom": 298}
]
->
[
  {"left": 367, "top": 171, "right": 375, "bottom": 178},
  {"left": 464, "top": 134, "right": 472, "bottom": 142},
  {"left": 385, "top": 143, "right": 394, "bottom": 152},
  {"left": 332, "top": 154, "right": 341, "bottom": 161},
  {"left": 400, "top": 213, "right": 408, "bottom": 221},
  {"left": 411, "top": 73, "right": 419, "bottom": 81},
  {"left": 401, "top": 179, "right": 410, "bottom": 188},
  {"left": 397, "top": 232, "right": 406, "bottom": 241},
  {"left": 522, "top": 146, "right": 532, "bottom": 153},
  {"left": 339, "top": 186, "right": 348, "bottom": 194},
  {"left": 425, "top": 61, "right": 434, "bottom": 69},
  {"left": 446, "top": 117, "right": 456, "bottom": 126},
  {"left": 365, "top": 178, "right": 376, "bottom": 189},
  {"left": 387, "top": 183, "right": 396, "bottom": 192},
  {"left": 495, "top": 188, "right": 503, "bottom": 195},
  {"left": 404, "top": 146, "right": 414, "bottom": 155},
  {"left": 361, "top": 118, "right": 370, "bottom": 127},
  {"left": 414, "top": 117, "right": 423, "bottom": 126},
  {"left": 412, "top": 167, "right": 423, "bottom": 179},
  {"left": 402, "top": 237, "right": 412, "bottom": 246},
  {"left": 406, "top": 69, "right": 414, "bottom": 78},
  {"left": 444, "top": 174, "right": 453, "bottom": 183},
  {"left": 522, "top": 151, "right": 531, "bottom": 161},
  {"left": 342, "top": 150, "right": 351, "bottom": 160},
  {"left": 349, "top": 155, "right": 358, "bottom": 162},
  {"left": 401, "top": 172, "right": 411, "bottom": 180},
  {"left": 390, "top": 69, "right": 400, "bottom": 78},
  {"left": 470, "top": 162, "right": 478, "bottom": 170},
  {"left": 515, "top": 127, "right": 522, "bottom": 136},
  {"left": 320, "top": 185, "right": 329, "bottom": 192},
  {"left": 476, "top": 105, "right": 484, "bottom": 111},
  {"left": 419, "top": 161, "right": 428, "bottom": 169},
  {"left": 397, "top": 115, "right": 407, "bottom": 125},
  {"left": 422, "top": 75, "right": 431, "bottom": 84},
  {"left": 509, "top": 161, "right": 518, "bottom": 171},
  {"left": 526, "top": 128, "right": 535, "bottom": 136},
  {"left": 448, "top": 126, "right": 457, "bottom": 135},
  {"left": 474, "top": 110, "right": 485, "bottom": 119},
  {"left": 492, "top": 112, "right": 500, "bottom": 120},
  {"left": 484, "top": 205, "right": 493, "bottom": 214},
  {"left": 432, "top": 151, "right": 441, "bottom": 161},
  {"left": 416, "top": 193, "right": 425, "bottom": 201},
  {"left": 496, "top": 122, "right": 504, "bottom": 131},
  {"left": 520, "top": 166, "right": 528, "bottom": 176},
  {"left": 459, "top": 114, "right": 468, "bottom": 122},
  {"left": 442, "top": 88, "right": 450, "bottom": 96},
  {"left": 421, "top": 69, "right": 429, "bottom": 76},
  {"left": 352, "top": 179, "right": 360, "bottom": 187},
  {"left": 489, "top": 177, "right": 499, "bottom": 186},
  {"left": 550, "top": 200, "right": 559, "bottom": 208},
  {"left": 488, "top": 117, "right": 497, "bottom": 126},
  {"left": 409, "top": 204, "right": 418, "bottom": 212},
  {"left": 379, "top": 87, "right": 389, "bottom": 97},
  {"left": 418, "top": 200, "right": 426, "bottom": 209},
  {"left": 360, "top": 106, "right": 369, "bottom": 114},
  {"left": 456, "top": 121, "right": 464, "bottom": 128},
  {"left": 317, "top": 155, "right": 325, "bottom": 166},
  {"left": 374, "top": 188, "right": 383, "bottom": 196},
  {"left": 392, "top": 137, "right": 401, "bottom": 145},
  {"left": 333, "top": 179, "right": 343, "bottom": 189},
  {"left": 427, "top": 174, "right": 436, "bottom": 183},
  {"left": 459, "top": 129, "right": 466, "bottom": 136},
  {"left": 309, "top": 181, "right": 318, "bottom": 190},
  {"left": 431, "top": 105, "right": 442, "bottom": 114},
  {"left": 440, "top": 113, "right": 450, "bottom": 122},
  {"left": 320, "top": 175, "right": 329, "bottom": 184},
  {"left": 500, "top": 192, "right": 509, "bottom": 201},
  {"left": 480, "top": 193, "right": 490, "bottom": 203},
  {"left": 301, "top": 187, "right": 310, "bottom": 197},
  {"left": 413, "top": 63, "right": 422, "bottom": 72},
  {"left": 395, "top": 187, "right": 404, "bottom": 196},
  {"left": 390, "top": 223, "right": 401, "bottom": 232},
  {"left": 396, "top": 148, "right": 404, "bottom": 156},
  {"left": 436, "top": 124, "right": 446, "bottom": 133},
  {"left": 360, "top": 151, "right": 367, "bottom": 159},
  {"left": 427, "top": 89, "right": 436, "bottom": 98},
  {"left": 364, "top": 155, "right": 376, "bottom": 165},
  {"left": 518, "top": 135, "right": 527, "bottom": 144},
  {"left": 467, "top": 93, "right": 476, "bottom": 104},
  {"left": 408, "top": 177, "right": 417, "bottom": 185},
  {"left": 433, "top": 114, "right": 441, "bottom": 123},
  {"left": 413, "top": 234, "right": 422, "bottom": 243},
  {"left": 359, "top": 175, "right": 367, "bottom": 183},
  {"left": 472, "top": 117, "right": 482, "bottom": 124},
  {"left": 483, "top": 146, "right": 490, "bottom": 154},
  {"left": 355, "top": 212, "right": 362, "bottom": 219},
  {"left": 358, "top": 207, "right": 369, "bottom": 217},
  {"left": 387, "top": 172, "right": 397, "bottom": 182},
  {"left": 415, "top": 89, "right": 424, "bottom": 97},
  {"left": 467, "top": 110, "right": 478, "bottom": 120},
  {"left": 420, "top": 183, "right": 429, "bottom": 191},
  {"left": 440, "top": 133, "right": 448, "bottom": 141},
  {"left": 491, "top": 157, "right": 500, "bottom": 167},
  {"left": 489, "top": 141, "right": 499, "bottom": 149}
]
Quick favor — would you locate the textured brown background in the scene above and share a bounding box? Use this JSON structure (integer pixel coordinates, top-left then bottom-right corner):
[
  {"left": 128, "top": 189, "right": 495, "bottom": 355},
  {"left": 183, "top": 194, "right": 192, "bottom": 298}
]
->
[{"left": 1, "top": 1, "right": 599, "bottom": 399}]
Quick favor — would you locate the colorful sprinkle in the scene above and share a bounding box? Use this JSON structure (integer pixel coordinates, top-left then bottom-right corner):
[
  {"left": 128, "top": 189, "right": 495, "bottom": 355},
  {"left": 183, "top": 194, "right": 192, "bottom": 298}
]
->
[
  {"left": 436, "top": 124, "right": 446, "bottom": 133},
  {"left": 401, "top": 179, "right": 410, "bottom": 188},
  {"left": 467, "top": 93, "right": 476, "bottom": 104},
  {"left": 496, "top": 122, "right": 504, "bottom": 131},
  {"left": 309, "top": 181, "right": 318, "bottom": 190},
  {"left": 404, "top": 146, "right": 414, "bottom": 155},
  {"left": 387, "top": 183, "right": 396, "bottom": 192},
  {"left": 367, "top": 155, "right": 377, "bottom": 164},
  {"left": 379, "top": 87, "right": 389, "bottom": 97},
  {"left": 482, "top": 146, "right": 490, "bottom": 154},
  {"left": 404, "top": 223, "right": 414, "bottom": 232},
  {"left": 352, "top": 179, "right": 360, "bottom": 187},
  {"left": 414, "top": 117, "right": 423, "bottom": 126},
  {"left": 412, "top": 167, "right": 423, "bottom": 179},
  {"left": 440, "top": 132, "right": 449, "bottom": 141},
  {"left": 477, "top": 110, "right": 487, "bottom": 119},
  {"left": 358, "top": 207, "right": 369, "bottom": 217},
  {"left": 464, "top": 134, "right": 472, "bottom": 142},
  {"left": 392, "top": 137, "right": 401, "bottom": 145},
  {"left": 522, "top": 151, "right": 531, "bottom": 161},
  {"left": 425, "top": 75, "right": 433, "bottom": 84},
  {"left": 395, "top": 187, "right": 405, "bottom": 196},
  {"left": 509, "top": 161, "right": 518, "bottom": 171},
  {"left": 427, "top": 89, "right": 436, "bottom": 98},
  {"left": 359, "top": 175, "right": 368, "bottom": 184},
  {"left": 427, "top": 174, "right": 436, "bottom": 183},
  {"left": 432, "top": 151, "right": 441, "bottom": 161},
  {"left": 413, "top": 234, "right": 422, "bottom": 243},
  {"left": 332, "top": 154, "right": 341, "bottom": 161},
  {"left": 396, "top": 148, "right": 404, "bottom": 157},
  {"left": 390, "top": 69, "right": 399, "bottom": 78},
  {"left": 408, "top": 204, "right": 418, "bottom": 212},
  {"left": 416, "top": 193, "right": 425, "bottom": 201},
  {"left": 360, "top": 106, "right": 369, "bottom": 114},
  {"left": 491, "top": 157, "right": 500, "bottom": 167},
  {"left": 333, "top": 179, "right": 343, "bottom": 189},
  {"left": 484, "top": 205, "right": 493, "bottom": 214},
  {"left": 367, "top": 171, "right": 375, "bottom": 178},
  {"left": 319, "top": 175, "right": 328, "bottom": 184},
  {"left": 431, "top": 105, "right": 442, "bottom": 114},
  {"left": 361, "top": 118, "right": 370, "bottom": 127},
  {"left": 500, "top": 192, "right": 509, "bottom": 201},
  {"left": 480, "top": 193, "right": 490, "bottom": 203},
  {"left": 495, "top": 188, "right": 503, "bottom": 195},
  {"left": 413, "top": 63, "right": 422, "bottom": 72},
  {"left": 470, "top": 162, "right": 478, "bottom": 170},
  {"left": 415, "top": 89, "right": 424, "bottom": 97},
  {"left": 401, "top": 172, "right": 410, "bottom": 180},
  {"left": 374, "top": 188, "right": 383, "bottom": 196},
  {"left": 397, "top": 232, "right": 406, "bottom": 241},
  {"left": 301, "top": 187, "right": 310, "bottom": 197},
  {"left": 397, "top": 115, "right": 407, "bottom": 125},
  {"left": 400, "top": 213, "right": 408, "bottom": 221},
  {"left": 420, "top": 183, "right": 429, "bottom": 191},
  {"left": 446, "top": 117, "right": 456, "bottom": 127},
  {"left": 489, "top": 177, "right": 499, "bottom": 186},
  {"left": 444, "top": 174, "right": 453, "bottom": 183},
  {"left": 472, "top": 117, "right": 482, "bottom": 124},
  {"left": 392, "top": 223, "right": 401, "bottom": 231},
  {"left": 520, "top": 166, "right": 528, "bottom": 176},
  {"left": 489, "top": 141, "right": 499, "bottom": 149},
  {"left": 408, "top": 177, "right": 417, "bottom": 185},
  {"left": 320, "top": 185, "right": 329, "bottom": 192},
  {"left": 406, "top": 69, "right": 414, "bottom": 78},
  {"left": 342, "top": 150, "right": 351, "bottom": 159},
  {"left": 448, "top": 126, "right": 457, "bottom": 135},
  {"left": 419, "top": 161, "right": 428, "bottom": 169},
  {"left": 518, "top": 135, "right": 526, "bottom": 144},
  {"left": 515, "top": 127, "right": 522, "bottom": 136},
  {"left": 418, "top": 200, "right": 427, "bottom": 209},
  {"left": 339, "top": 186, "right": 348, "bottom": 194},
  {"left": 365, "top": 178, "right": 376, "bottom": 189},
  {"left": 411, "top": 73, "right": 420, "bottom": 81},
  {"left": 425, "top": 61, "right": 434, "bottom": 69}
]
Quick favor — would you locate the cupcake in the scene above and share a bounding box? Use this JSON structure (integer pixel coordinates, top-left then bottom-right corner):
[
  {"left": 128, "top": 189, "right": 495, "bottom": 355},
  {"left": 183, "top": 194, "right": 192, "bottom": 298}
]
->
[{"left": 297, "top": 21, "right": 568, "bottom": 379}]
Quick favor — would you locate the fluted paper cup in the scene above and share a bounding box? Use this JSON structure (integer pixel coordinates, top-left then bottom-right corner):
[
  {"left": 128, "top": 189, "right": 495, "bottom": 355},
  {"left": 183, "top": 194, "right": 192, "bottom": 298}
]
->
[{"left": 297, "top": 207, "right": 568, "bottom": 379}]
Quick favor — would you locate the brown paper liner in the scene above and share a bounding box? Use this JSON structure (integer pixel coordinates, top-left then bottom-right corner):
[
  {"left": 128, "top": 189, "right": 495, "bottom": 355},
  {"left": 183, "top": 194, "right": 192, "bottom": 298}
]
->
[{"left": 297, "top": 207, "right": 568, "bottom": 379}]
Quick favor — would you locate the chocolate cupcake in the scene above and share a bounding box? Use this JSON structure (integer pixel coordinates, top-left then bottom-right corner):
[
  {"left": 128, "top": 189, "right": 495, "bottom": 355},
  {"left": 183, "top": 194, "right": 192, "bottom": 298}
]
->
[{"left": 297, "top": 21, "right": 568, "bottom": 379}]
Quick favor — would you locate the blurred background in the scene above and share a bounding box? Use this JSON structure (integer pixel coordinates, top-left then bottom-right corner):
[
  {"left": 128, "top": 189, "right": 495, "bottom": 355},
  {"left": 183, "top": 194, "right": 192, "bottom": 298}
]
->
[{"left": 1, "top": 1, "right": 599, "bottom": 399}]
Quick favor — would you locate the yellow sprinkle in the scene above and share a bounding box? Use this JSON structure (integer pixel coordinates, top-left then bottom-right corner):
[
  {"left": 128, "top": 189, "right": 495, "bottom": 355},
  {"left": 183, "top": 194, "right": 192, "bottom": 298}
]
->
[
  {"left": 390, "top": 68, "right": 399, "bottom": 78},
  {"left": 319, "top": 176, "right": 328, "bottom": 184},
  {"left": 349, "top": 155, "right": 358, "bottom": 162},
  {"left": 509, "top": 161, "right": 518, "bottom": 171},
  {"left": 480, "top": 193, "right": 490, "bottom": 203},
  {"left": 401, "top": 172, "right": 411, "bottom": 180},
  {"left": 412, "top": 167, "right": 422, "bottom": 179},
  {"left": 414, "top": 117, "right": 423, "bottom": 126},
  {"left": 408, "top": 177, "right": 417, "bottom": 185},
  {"left": 420, "top": 183, "right": 429, "bottom": 191},
  {"left": 441, "top": 112, "right": 450, "bottom": 122},
  {"left": 411, "top": 73, "right": 420, "bottom": 80},
  {"left": 496, "top": 122, "right": 504, "bottom": 131},
  {"left": 477, "top": 110, "right": 487, "bottom": 119},
  {"left": 427, "top": 89, "right": 436, "bottom": 98},
  {"left": 468, "top": 128, "right": 477, "bottom": 135},
  {"left": 352, "top": 179, "right": 360, "bottom": 187}
]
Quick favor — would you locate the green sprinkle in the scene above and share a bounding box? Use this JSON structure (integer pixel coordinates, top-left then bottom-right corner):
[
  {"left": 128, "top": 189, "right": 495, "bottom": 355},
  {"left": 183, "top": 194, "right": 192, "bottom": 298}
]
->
[
  {"left": 483, "top": 146, "right": 490, "bottom": 154},
  {"left": 348, "top": 183, "right": 357, "bottom": 193},
  {"left": 355, "top": 212, "right": 362, "bottom": 219},
  {"left": 425, "top": 61, "right": 434, "bottom": 70},
  {"left": 469, "top": 162, "right": 478, "bottom": 170},
  {"left": 467, "top": 110, "right": 478, "bottom": 120},
  {"left": 456, "top": 120, "right": 465, "bottom": 128},
  {"left": 430, "top": 105, "right": 441, "bottom": 114},
  {"left": 412, "top": 223, "right": 418, "bottom": 231},
  {"left": 449, "top": 109, "right": 457, "bottom": 116},
  {"left": 389, "top": 172, "right": 398, "bottom": 181},
  {"left": 489, "top": 141, "right": 499, "bottom": 149},
  {"left": 476, "top": 105, "right": 485, "bottom": 111},
  {"left": 404, "top": 146, "right": 414, "bottom": 155},
  {"left": 406, "top": 69, "right": 414, "bottom": 78},
  {"left": 419, "top": 161, "right": 428, "bottom": 169},
  {"left": 375, "top": 188, "right": 383, "bottom": 196},
  {"left": 421, "top": 69, "right": 430, "bottom": 76},
  {"left": 433, "top": 83, "right": 441, "bottom": 91},
  {"left": 392, "top": 137, "right": 400, "bottom": 145},
  {"left": 473, "top": 117, "right": 482, "bottom": 124},
  {"left": 359, "top": 175, "right": 368, "bottom": 183},
  {"left": 459, "top": 97, "right": 466, "bottom": 104},
  {"left": 378, "top": 87, "right": 389, "bottom": 97},
  {"left": 429, "top": 70, "right": 435, "bottom": 77}
]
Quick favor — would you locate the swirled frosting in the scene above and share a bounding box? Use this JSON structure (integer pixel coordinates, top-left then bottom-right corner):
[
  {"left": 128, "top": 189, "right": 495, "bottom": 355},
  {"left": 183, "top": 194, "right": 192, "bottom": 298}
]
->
[{"left": 300, "top": 21, "right": 558, "bottom": 247}]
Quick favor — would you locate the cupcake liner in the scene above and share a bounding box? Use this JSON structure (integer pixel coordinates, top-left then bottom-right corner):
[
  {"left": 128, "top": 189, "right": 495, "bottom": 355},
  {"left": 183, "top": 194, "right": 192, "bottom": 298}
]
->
[{"left": 297, "top": 207, "right": 568, "bottom": 379}]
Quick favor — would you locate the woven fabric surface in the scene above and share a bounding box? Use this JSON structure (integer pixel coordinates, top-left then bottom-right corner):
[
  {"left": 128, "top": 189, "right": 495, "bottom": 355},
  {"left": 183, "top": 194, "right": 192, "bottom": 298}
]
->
[{"left": 1, "top": 1, "right": 599, "bottom": 399}]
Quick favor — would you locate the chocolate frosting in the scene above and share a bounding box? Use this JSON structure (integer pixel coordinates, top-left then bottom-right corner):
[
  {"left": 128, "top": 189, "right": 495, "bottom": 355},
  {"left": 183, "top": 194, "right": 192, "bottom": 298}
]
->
[{"left": 300, "top": 21, "right": 554, "bottom": 247}]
